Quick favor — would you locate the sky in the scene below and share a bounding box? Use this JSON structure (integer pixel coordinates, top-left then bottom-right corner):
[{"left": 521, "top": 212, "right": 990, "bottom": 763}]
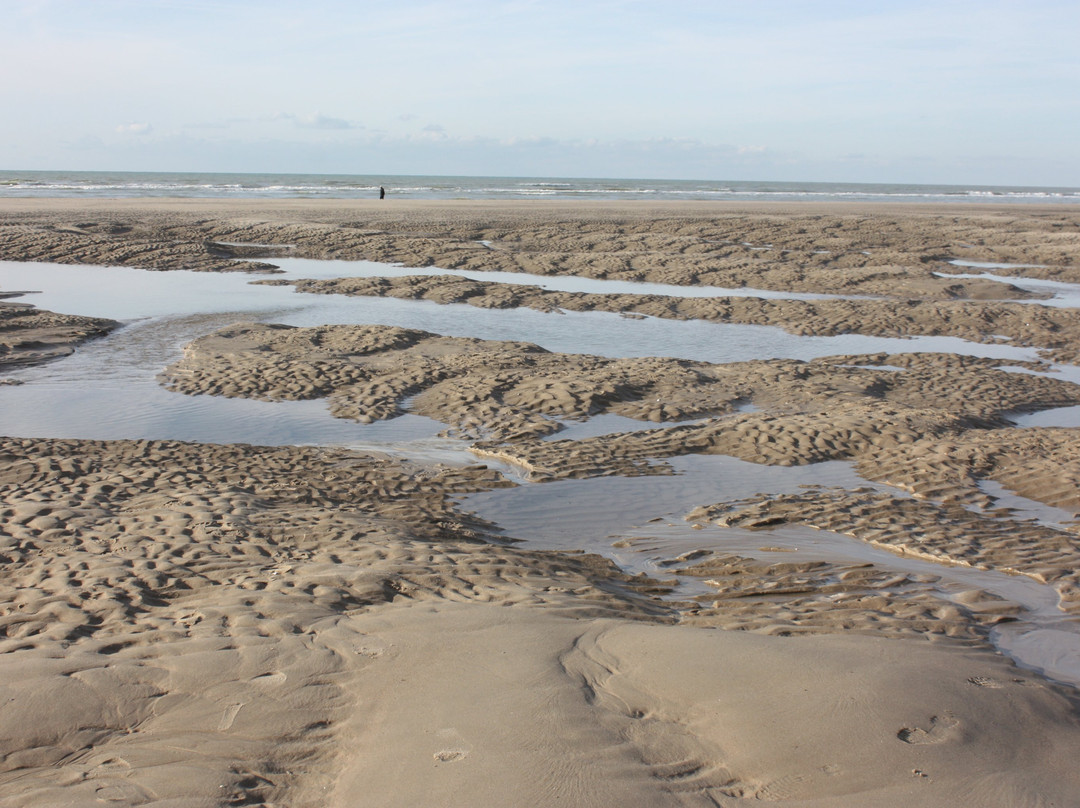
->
[{"left": 4, "top": 0, "right": 1079, "bottom": 186}]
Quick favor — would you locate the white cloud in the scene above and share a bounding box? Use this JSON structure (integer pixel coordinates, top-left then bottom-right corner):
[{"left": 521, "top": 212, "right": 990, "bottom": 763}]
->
[
  {"left": 301, "top": 113, "right": 357, "bottom": 130},
  {"left": 116, "top": 122, "right": 153, "bottom": 135},
  {"left": 276, "top": 112, "right": 359, "bottom": 130}
]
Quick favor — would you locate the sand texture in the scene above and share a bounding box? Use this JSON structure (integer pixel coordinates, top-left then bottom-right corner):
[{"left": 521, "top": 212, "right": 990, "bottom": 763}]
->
[
  {"left": 0, "top": 300, "right": 116, "bottom": 373},
  {"left": 2, "top": 200, "right": 1080, "bottom": 806},
  {"left": 2, "top": 436, "right": 1079, "bottom": 807},
  {"left": 261, "top": 272, "right": 1080, "bottom": 362}
]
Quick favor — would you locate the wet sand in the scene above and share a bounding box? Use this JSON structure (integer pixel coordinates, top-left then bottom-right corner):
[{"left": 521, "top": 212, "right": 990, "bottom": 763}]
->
[
  {"left": 3, "top": 199, "right": 1080, "bottom": 806},
  {"left": 0, "top": 298, "right": 116, "bottom": 373}
]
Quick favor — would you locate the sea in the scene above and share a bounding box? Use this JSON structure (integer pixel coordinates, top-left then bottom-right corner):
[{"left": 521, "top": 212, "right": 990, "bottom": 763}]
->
[{"left": 2, "top": 170, "right": 1079, "bottom": 204}]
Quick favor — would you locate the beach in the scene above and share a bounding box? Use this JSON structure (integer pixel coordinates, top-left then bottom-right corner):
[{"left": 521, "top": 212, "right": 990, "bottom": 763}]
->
[{"left": 3, "top": 198, "right": 1080, "bottom": 806}]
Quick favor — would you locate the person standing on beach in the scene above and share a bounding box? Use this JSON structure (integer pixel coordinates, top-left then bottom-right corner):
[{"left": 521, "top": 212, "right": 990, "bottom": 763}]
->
[{"left": 379, "top": 186, "right": 385, "bottom": 199}]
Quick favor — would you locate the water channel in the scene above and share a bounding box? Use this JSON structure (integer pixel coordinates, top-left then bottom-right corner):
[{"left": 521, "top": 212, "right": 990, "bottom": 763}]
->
[{"left": 3, "top": 257, "right": 1080, "bottom": 686}]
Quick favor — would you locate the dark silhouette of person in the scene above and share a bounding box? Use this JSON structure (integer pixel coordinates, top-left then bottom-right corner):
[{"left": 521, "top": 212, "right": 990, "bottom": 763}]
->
[{"left": 379, "top": 186, "right": 385, "bottom": 199}]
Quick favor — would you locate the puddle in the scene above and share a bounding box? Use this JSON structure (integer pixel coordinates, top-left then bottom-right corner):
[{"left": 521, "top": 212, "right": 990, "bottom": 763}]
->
[
  {"left": 539, "top": 413, "right": 669, "bottom": 442},
  {"left": 846, "top": 363, "right": 908, "bottom": 372},
  {"left": 977, "top": 480, "right": 1079, "bottom": 527},
  {"left": 212, "top": 241, "right": 296, "bottom": 249},
  {"left": 1, "top": 260, "right": 1051, "bottom": 367},
  {"left": 259, "top": 256, "right": 860, "bottom": 301},
  {"left": 947, "top": 259, "right": 1050, "bottom": 270},
  {"left": 936, "top": 268, "right": 1080, "bottom": 308},
  {"left": 458, "top": 456, "right": 882, "bottom": 553},
  {"left": 0, "top": 313, "right": 449, "bottom": 447},
  {"left": 1, "top": 256, "right": 1072, "bottom": 456},
  {"left": 1010, "top": 404, "right": 1080, "bottom": 428},
  {"left": 993, "top": 626, "right": 1080, "bottom": 687}
]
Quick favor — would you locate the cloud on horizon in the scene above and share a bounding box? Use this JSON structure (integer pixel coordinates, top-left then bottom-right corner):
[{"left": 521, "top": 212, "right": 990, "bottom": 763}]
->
[
  {"left": 115, "top": 122, "right": 153, "bottom": 135},
  {"left": 275, "top": 112, "right": 360, "bottom": 131}
]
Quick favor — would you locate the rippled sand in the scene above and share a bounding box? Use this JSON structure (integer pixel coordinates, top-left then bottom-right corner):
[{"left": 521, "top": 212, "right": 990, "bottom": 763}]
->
[{"left": 3, "top": 199, "right": 1080, "bottom": 806}]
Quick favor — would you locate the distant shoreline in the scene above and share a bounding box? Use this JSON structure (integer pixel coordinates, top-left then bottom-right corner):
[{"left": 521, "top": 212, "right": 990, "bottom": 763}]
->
[
  {"left": 2, "top": 170, "right": 1078, "bottom": 204},
  {"left": 5, "top": 197, "right": 1080, "bottom": 218}
]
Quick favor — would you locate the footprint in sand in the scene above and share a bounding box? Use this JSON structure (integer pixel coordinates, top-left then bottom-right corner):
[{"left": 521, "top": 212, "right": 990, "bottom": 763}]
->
[
  {"left": 433, "top": 728, "right": 471, "bottom": 763},
  {"left": 354, "top": 636, "right": 393, "bottom": 658},
  {"left": 94, "top": 782, "right": 152, "bottom": 802},
  {"left": 755, "top": 772, "right": 815, "bottom": 801},
  {"left": 218, "top": 702, "right": 244, "bottom": 731},
  {"left": 250, "top": 671, "right": 287, "bottom": 685},
  {"left": 433, "top": 749, "right": 469, "bottom": 762},
  {"left": 897, "top": 712, "right": 960, "bottom": 745},
  {"left": 87, "top": 756, "right": 132, "bottom": 779}
]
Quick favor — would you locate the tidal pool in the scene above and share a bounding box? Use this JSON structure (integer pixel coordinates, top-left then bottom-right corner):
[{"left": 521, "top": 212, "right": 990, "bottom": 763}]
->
[
  {"left": 1, "top": 259, "right": 1054, "bottom": 445},
  {"left": 937, "top": 266, "right": 1080, "bottom": 308}
]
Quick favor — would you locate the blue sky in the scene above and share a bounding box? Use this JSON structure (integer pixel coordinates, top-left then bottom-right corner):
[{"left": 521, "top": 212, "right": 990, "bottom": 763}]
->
[{"left": 5, "top": 0, "right": 1079, "bottom": 185}]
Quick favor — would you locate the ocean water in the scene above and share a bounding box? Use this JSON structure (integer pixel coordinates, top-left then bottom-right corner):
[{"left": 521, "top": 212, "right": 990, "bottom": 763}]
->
[{"left": 2, "top": 170, "right": 1079, "bottom": 203}]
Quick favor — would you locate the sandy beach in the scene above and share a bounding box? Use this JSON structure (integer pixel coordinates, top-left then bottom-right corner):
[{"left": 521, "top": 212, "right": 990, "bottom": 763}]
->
[{"left": 3, "top": 198, "right": 1080, "bottom": 806}]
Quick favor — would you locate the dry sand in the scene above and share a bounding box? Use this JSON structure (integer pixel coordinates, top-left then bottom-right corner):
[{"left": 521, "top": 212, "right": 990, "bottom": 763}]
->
[{"left": 3, "top": 199, "right": 1080, "bottom": 806}]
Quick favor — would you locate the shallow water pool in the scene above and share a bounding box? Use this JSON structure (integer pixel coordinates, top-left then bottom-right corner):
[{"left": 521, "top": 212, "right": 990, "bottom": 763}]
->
[{"left": 1, "top": 259, "right": 1054, "bottom": 446}]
